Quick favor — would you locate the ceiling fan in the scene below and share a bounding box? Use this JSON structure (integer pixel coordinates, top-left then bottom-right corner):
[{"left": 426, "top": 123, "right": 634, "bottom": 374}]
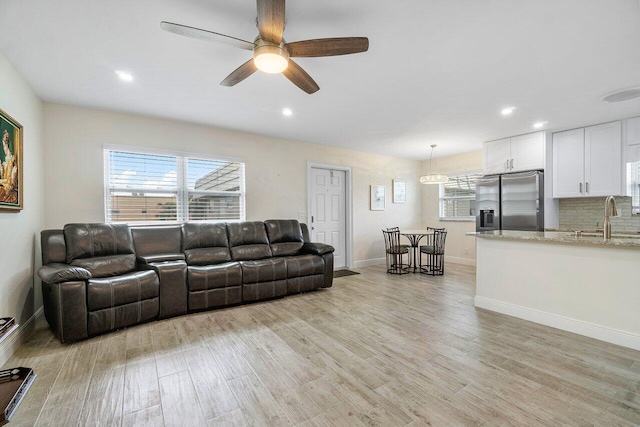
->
[{"left": 160, "top": 0, "right": 369, "bottom": 94}]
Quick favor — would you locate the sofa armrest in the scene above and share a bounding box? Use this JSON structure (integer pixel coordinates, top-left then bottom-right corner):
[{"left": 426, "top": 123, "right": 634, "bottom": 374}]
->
[
  {"left": 301, "top": 243, "right": 335, "bottom": 256},
  {"left": 42, "top": 280, "right": 88, "bottom": 342},
  {"left": 139, "top": 260, "right": 187, "bottom": 319},
  {"left": 38, "top": 263, "right": 92, "bottom": 284},
  {"left": 137, "top": 254, "right": 186, "bottom": 265}
]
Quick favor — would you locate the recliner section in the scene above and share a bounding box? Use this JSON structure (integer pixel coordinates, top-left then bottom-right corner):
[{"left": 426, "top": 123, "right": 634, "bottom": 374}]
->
[{"left": 39, "top": 219, "right": 335, "bottom": 342}]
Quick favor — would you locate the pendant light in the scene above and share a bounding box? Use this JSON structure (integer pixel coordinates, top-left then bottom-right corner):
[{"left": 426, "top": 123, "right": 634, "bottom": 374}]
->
[{"left": 420, "top": 144, "right": 449, "bottom": 184}]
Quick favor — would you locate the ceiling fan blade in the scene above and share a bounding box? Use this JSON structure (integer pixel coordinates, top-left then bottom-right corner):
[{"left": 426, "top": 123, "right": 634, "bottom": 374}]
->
[
  {"left": 282, "top": 60, "right": 319, "bottom": 94},
  {"left": 160, "top": 21, "right": 255, "bottom": 51},
  {"left": 220, "top": 59, "right": 258, "bottom": 87},
  {"left": 286, "top": 37, "right": 369, "bottom": 57},
  {"left": 257, "top": 0, "right": 285, "bottom": 44}
]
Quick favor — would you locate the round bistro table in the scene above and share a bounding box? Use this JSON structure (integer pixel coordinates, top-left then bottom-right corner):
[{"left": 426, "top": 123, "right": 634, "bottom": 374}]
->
[{"left": 400, "top": 230, "right": 434, "bottom": 273}]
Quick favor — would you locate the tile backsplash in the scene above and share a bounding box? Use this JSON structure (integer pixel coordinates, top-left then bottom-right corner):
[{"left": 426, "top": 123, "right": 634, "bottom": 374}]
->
[{"left": 559, "top": 197, "right": 640, "bottom": 231}]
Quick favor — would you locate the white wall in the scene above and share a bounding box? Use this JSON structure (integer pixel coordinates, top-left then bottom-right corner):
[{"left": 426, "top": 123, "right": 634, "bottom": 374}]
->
[
  {"left": 421, "top": 150, "right": 482, "bottom": 265},
  {"left": 0, "top": 52, "right": 45, "bottom": 364},
  {"left": 43, "top": 103, "right": 422, "bottom": 266}
]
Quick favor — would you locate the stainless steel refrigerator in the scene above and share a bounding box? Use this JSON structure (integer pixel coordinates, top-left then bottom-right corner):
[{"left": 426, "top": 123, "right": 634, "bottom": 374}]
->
[{"left": 476, "top": 171, "right": 544, "bottom": 232}]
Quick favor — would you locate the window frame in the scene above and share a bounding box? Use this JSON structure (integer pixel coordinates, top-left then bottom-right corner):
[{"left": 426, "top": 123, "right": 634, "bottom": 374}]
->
[
  {"left": 103, "top": 145, "right": 246, "bottom": 225},
  {"left": 438, "top": 171, "right": 482, "bottom": 222}
]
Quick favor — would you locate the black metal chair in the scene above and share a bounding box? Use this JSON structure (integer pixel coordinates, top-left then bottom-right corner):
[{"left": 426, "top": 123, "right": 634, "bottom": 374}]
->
[
  {"left": 419, "top": 228, "right": 448, "bottom": 275},
  {"left": 387, "top": 227, "right": 412, "bottom": 266},
  {"left": 382, "top": 229, "right": 409, "bottom": 275}
]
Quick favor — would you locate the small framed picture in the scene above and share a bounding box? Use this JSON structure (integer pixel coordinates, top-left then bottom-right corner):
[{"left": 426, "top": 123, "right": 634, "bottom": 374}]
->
[
  {"left": 370, "top": 185, "right": 385, "bottom": 211},
  {"left": 0, "top": 108, "right": 23, "bottom": 212},
  {"left": 393, "top": 179, "right": 406, "bottom": 203}
]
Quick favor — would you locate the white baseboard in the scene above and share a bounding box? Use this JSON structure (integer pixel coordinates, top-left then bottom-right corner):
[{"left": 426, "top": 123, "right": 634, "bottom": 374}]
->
[
  {"left": 0, "top": 306, "right": 44, "bottom": 367},
  {"left": 445, "top": 255, "right": 476, "bottom": 267},
  {"left": 353, "top": 257, "right": 385, "bottom": 268},
  {"left": 474, "top": 296, "right": 640, "bottom": 351}
]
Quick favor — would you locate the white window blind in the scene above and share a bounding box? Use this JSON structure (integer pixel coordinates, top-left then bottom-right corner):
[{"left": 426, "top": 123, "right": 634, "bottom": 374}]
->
[
  {"left": 439, "top": 173, "right": 482, "bottom": 220},
  {"left": 104, "top": 149, "right": 245, "bottom": 223},
  {"left": 628, "top": 162, "right": 640, "bottom": 215}
]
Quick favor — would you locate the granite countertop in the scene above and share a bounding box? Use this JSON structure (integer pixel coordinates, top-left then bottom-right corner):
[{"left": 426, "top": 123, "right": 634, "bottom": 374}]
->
[{"left": 466, "top": 230, "right": 640, "bottom": 248}]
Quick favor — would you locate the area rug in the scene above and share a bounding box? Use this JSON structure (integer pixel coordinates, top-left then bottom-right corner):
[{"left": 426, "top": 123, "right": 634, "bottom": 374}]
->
[{"left": 333, "top": 270, "right": 360, "bottom": 278}]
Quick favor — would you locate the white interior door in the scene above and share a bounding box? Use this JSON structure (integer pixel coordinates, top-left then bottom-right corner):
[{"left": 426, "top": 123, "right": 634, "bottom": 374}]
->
[{"left": 310, "top": 167, "right": 347, "bottom": 269}]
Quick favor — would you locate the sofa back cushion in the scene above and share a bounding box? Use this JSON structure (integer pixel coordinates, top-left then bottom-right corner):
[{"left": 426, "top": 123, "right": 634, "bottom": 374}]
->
[
  {"left": 182, "top": 223, "right": 231, "bottom": 265},
  {"left": 64, "top": 223, "right": 135, "bottom": 263},
  {"left": 132, "top": 225, "right": 182, "bottom": 257},
  {"left": 265, "top": 219, "right": 304, "bottom": 257},
  {"left": 227, "top": 221, "right": 272, "bottom": 261}
]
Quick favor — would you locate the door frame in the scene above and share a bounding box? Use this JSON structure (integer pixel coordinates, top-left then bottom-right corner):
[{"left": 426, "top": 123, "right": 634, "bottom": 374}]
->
[{"left": 307, "top": 161, "right": 354, "bottom": 270}]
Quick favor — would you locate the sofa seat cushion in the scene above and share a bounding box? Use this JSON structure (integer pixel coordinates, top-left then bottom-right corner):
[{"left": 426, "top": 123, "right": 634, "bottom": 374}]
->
[
  {"left": 184, "top": 247, "right": 231, "bottom": 266},
  {"left": 188, "top": 262, "right": 242, "bottom": 291},
  {"left": 285, "top": 255, "right": 324, "bottom": 278},
  {"left": 87, "top": 270, "right": 159, "bottom": 311},
  {"left": 71, "top": 254, "right": 136, "bottom": 278},
  {"left": 240, "top": 258, "right": 286, "bottom": 283}
]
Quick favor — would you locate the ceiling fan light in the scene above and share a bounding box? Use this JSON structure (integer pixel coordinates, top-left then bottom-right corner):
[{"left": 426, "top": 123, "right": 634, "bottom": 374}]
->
[{"left": 254, "top": 43, "right": 289, "bottom": 73}]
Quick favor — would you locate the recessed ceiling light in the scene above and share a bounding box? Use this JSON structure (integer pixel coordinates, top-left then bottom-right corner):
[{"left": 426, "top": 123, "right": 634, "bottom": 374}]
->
[
  {"left": 533, "top": 121, "right": 548, "bottom": 129},
  {"left": 282, "top": 108, "right": 293, "bottom": 117},
  {"left": 501, "top": 107, "right": 516, "bottom": 116},
  {"left": 602, "top": 87, "right": 640, "bottom": 103},
  {"left": 115, "top": 70, "right": 133, "bottom": 82}
]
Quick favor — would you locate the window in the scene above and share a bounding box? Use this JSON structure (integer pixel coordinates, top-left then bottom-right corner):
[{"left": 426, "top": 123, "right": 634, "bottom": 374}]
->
[
  {"left": 104, "top": 149, "right": 245, "bottom": 223},
  {"left": 628, "top": 162, "right": 640, "bottom": 215},
  {"left": 439, "top": 173, "right": 482, "bottom": 221}
]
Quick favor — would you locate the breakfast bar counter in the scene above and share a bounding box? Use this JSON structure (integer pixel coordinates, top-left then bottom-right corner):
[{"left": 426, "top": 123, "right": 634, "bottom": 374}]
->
[
  {"left": 469, "top": 229, "right": 640, "bottom": 248},
  {"left": 469, "top": 230, "right": 640, "bottom": 351}
]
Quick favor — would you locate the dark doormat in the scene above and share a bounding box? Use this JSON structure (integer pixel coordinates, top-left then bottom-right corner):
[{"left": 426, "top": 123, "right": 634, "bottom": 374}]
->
[{"left": 334, "top": 270, "right": 360, "bottom": 278}]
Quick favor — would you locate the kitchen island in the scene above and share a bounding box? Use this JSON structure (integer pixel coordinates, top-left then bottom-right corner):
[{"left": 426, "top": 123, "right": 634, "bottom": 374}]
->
[{"left": 470, "top": 230, "right": 640, "bottom": 350}]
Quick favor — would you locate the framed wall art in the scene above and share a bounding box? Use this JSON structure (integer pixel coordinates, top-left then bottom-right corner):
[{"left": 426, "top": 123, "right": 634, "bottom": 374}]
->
[
  {"left": 370, "top": 185, "right": 386, "bottom": 211},
  {"left": 393, "top": 179, "right": 406, "bottom": 203},
  {"left": 0, "top": 109, "right": 23, "bottom": 212}
]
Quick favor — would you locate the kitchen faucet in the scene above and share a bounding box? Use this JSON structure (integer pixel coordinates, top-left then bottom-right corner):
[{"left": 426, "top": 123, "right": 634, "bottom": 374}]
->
[{"left": 603, "top": 196, "right": 618, "bottom": 240}]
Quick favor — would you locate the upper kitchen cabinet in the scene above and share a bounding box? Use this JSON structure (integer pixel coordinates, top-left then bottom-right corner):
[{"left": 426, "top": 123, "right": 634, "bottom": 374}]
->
[
  {"left": 482, "top": 132, "right": 545, "bottom": 174},
  {"left": 626, "top": 116, "right": 640, "bottom": 146},
  {"left": 552, "top": 121, "right": 622, "bottom": 198},
  {"left": 624, "top": 117, "right": 640, "bottom": 163},
  {"left": 483, "top": 138, "right": 511, "bottom": 173}
]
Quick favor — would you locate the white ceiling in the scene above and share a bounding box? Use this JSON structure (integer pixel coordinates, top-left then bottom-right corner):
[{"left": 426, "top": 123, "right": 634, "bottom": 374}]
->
[{"left": 1, "top": 0, "right": 640, "bottom": 160}]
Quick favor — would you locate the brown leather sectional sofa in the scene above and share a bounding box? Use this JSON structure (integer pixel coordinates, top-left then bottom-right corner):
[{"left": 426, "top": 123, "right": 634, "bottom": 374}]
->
[{"left": 38, "top": 219, "right": 334, "bottom": 343}]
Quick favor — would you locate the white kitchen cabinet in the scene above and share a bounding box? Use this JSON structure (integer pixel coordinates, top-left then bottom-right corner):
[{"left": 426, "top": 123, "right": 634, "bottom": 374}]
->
[
  {"left": 626, "top": 116, "right": 640, "bottom": 146},
  {"left": 553, "top": 129, "right": 585, "bottom": 198},
  {"left": 552, "top": 121, "right": 622, "bottom": 198},
  {"left": 482, "top": 132, "right": 545, "bottom": 174},
  {"left": 511, "top": 132, "right": 545, "bottom": 172},
  {"left": 483, "top": 138, "right": 511, "bottom": 174}
]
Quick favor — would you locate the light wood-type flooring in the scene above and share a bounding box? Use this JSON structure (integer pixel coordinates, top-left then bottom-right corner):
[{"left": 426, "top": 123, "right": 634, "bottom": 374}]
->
[{"left": 4, "top": 264, "right": 640, "bottom": 426}]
